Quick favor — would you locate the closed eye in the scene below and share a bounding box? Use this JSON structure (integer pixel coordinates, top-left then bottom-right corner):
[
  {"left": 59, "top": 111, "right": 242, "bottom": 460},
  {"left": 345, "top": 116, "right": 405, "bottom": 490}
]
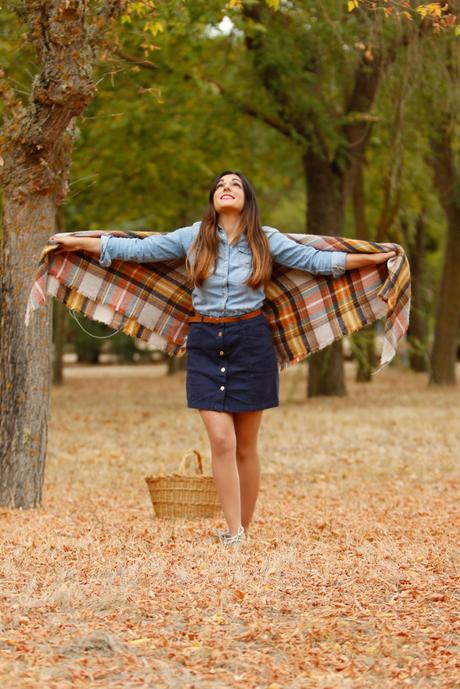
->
[{"left": 216, "top": 180, "right": 241, "bottom": 188}]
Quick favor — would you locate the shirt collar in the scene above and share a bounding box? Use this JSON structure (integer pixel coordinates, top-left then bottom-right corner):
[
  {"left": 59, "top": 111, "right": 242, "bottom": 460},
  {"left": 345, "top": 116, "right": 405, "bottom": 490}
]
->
[{"left": 217, "top": 225, "right": 247, "bottom": 247}]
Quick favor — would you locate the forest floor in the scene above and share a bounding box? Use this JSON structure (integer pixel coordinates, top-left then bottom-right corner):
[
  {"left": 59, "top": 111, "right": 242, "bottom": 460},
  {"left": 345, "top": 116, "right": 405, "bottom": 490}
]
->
[{"left": 1, "top": 361, "right": 459, "bottom": 689}]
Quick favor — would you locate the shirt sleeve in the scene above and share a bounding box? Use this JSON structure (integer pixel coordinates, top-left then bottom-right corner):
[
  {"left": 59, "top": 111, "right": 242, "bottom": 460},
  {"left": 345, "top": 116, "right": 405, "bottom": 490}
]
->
[
  {"left": 99, "top": 225, "right": 196, "bottom": 268},
  {"left": 265, "top": 227, "right": 347, "bottom": 278}
]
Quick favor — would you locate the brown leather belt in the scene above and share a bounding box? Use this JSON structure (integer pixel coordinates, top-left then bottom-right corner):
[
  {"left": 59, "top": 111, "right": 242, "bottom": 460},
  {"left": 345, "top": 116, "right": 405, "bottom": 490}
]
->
[{"left": 188, "top": 308, "right": 263, "bottom": 324}]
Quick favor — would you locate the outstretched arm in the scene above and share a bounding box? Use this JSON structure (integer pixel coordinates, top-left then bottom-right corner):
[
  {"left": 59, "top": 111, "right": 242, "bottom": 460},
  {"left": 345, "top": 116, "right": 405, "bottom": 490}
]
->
[
  {"left": 48, "top": 234, "right": 102, "bottom": 256},
  {"left": 344, "top": 252, "right": 397, "bottom": 269},
  {"left": 265, "top": 227, "right": 396, "bottom": 277},
  {"left": 49, "top": 225, "right": 196, "bottom": 267}
]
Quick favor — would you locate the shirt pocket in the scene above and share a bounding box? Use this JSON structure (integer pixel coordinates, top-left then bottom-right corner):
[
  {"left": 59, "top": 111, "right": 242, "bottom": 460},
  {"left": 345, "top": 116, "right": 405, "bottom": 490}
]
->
[
  {"left": 235, "top": 245, "right": 253, "bottom": 268},
  {"left": 230, "top": 245, "right": 253, "bottom": 285},
  {"left": 236, "top": 245, "right": 252, "bottom": 257}
]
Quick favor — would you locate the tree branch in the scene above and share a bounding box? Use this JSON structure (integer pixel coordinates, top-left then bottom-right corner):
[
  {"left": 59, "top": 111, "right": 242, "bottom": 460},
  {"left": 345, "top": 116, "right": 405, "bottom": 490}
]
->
[
  {"left": 109, "top": 40, "right": 299, "bottom": 142},
  {"left": 429, "top": 126, "right": 460, "bottom": 228},
  {"left": 203, "top": 77, "right": 299, "bottom": 143},
  {"left": 112, "top": 46, "right": 158, "bottom": 71},
  {"left": 0, "top": 0, "right": 126, "bottom": 200},
  {"left": 241, "top": 2, "right": 313, "bottom": 141}
]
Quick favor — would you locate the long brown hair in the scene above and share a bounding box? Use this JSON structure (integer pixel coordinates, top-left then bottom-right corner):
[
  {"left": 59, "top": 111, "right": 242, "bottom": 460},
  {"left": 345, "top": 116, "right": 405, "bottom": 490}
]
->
[{"left": 186, "top": 170, "right": 272, "bottom": 289}]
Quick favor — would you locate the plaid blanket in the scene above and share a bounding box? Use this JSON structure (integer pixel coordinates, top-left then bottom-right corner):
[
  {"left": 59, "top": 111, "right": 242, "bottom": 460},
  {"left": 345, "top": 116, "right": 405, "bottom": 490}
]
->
[{"left": 25, "top": 230, "right": 411, "bottom": 373}]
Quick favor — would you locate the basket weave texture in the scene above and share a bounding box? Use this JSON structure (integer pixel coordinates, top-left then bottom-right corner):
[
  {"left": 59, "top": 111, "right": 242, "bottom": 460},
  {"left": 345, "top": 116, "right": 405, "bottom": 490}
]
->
[{"left": 145, "top": 449, "right": 222, "bottom": 519}]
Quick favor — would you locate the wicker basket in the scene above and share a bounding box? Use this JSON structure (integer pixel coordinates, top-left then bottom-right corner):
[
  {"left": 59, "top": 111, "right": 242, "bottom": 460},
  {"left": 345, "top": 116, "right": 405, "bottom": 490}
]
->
[{"left": 145, "top": 449, "right": 222, "bottom": 519}]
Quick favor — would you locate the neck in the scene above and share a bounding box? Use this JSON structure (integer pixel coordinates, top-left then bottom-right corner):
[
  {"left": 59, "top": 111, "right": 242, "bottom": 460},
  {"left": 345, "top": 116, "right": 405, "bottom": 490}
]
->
[{"left": 217, "top": 212, "right": 241, "bottom": 241}]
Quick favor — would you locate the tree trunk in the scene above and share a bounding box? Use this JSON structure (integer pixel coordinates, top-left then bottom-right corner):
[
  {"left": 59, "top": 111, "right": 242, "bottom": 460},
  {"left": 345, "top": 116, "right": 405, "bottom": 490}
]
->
[
  {"left": 307, "top": 340, "right": 346, "bottom": 398},
  {"left": 303, "top": 151, "right": 346, "bottom": 397},
  {"left": 52, "top": 301, "right": 68, "bottom": 386},
  {"left": 429, "top": 220, "right": 460, "bottom": 384},
  {"left": 353, "top": 324, "right": 377, "bottom": 382},
  {"left": 0, "top": 1, "right": 122, "bottom": 507},
  {"left": 167, "top": 354, "right": 187, "bottom": 375},
  {"left": 428, "top": 133, "right": 460, "bottom": 385},
  {"left": 0, "top": 198, "right": 56, "bottom": 507},
  {"left": 52, "top": 210, "right": 67, "bottom": 385},
  {"left": 429, "top": 215, "right": 460, "bottom": 384},
  {"left": 351, "top": 161, "right": 377, "bottom": 381},
  {"left": 406, "top": 212, "right": 429, "bottom": 373}
]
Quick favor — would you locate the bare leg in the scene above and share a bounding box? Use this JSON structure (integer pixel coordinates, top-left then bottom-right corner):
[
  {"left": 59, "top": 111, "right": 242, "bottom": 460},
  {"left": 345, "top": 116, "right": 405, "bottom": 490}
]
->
[
  {"left": 233, "top": 411, "right": 263, "bottom": 533},
  {"left": 199, "top": 410, "right": 241, "bottom": 535}
]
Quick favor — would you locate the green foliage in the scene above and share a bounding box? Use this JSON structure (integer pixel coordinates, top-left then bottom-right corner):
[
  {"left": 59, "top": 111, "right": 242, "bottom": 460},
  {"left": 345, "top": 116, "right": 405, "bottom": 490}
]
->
[
  {"left": 62, "top": 1, "right": 303, "bottom": 234},
  {"left": 1, "top": 0, "right": 457, "bottom": 365}
]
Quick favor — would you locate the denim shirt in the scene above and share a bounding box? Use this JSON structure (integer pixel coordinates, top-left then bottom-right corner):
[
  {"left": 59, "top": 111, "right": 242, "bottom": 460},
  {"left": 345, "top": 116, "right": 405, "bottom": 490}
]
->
[{"left": 99, "top": 221, "right": 347, "bottom": 317}]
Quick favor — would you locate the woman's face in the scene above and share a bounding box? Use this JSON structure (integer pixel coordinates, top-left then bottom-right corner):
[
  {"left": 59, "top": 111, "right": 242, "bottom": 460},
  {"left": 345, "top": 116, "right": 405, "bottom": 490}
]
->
[{"left": 213, "top": 174, "right": 245, "bottom": 215}]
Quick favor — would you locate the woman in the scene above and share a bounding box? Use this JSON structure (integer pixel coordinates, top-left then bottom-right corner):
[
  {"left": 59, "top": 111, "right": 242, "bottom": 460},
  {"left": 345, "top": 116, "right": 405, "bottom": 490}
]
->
[{"left": 50, "top": 170, "right": 396, "bottom": 547}]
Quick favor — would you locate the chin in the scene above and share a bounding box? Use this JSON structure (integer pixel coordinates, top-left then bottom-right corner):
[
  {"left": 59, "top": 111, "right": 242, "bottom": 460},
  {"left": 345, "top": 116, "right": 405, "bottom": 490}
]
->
[{"left": 218, "top": 204, "right": 242, "bottom": 213}]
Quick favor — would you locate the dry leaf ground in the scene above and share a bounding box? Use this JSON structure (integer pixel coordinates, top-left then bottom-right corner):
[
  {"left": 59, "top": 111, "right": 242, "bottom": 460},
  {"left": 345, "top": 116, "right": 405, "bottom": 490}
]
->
[{"left": 1, "top": 361, "right": 459, "bottom": 689}]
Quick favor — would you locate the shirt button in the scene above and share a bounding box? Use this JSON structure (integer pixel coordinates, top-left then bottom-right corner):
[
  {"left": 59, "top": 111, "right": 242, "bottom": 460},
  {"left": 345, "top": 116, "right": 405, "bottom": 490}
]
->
[
  {"left": 218, "top": 331, "right": 223, "bottom": 337},
  {"left": 219, "top": 350, "right": 224, "bottom": 356},
  {"left": 220, "top": 385, "right": 225, "bottom": 391},
  {"left": 221, "top": 367, "right": 226, "bottom": 372}
]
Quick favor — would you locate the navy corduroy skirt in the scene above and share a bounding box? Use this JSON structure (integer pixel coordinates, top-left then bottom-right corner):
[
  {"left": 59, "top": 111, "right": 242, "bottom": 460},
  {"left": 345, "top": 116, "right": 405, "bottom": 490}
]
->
[{"left": 185, "top": 312, "right": 279, "bottom": 412}]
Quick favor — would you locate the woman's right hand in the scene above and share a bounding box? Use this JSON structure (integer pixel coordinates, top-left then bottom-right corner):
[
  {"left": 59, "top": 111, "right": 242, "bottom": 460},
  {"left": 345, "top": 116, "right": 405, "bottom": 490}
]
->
[{"left": 48, "top": 234, "right": 81, "bottom": 253}]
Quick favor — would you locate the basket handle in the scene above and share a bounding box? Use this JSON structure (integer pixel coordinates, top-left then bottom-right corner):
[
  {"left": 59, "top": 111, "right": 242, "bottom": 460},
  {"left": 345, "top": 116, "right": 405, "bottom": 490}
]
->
[{"left": 177, "top": 449, "right": 203, "bottom": 475}]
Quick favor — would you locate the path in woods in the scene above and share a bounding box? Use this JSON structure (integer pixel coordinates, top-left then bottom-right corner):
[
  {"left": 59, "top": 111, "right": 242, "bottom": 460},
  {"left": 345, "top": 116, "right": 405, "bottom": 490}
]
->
[{"left": 1, "top": 362, "right": 459, "bottom": 688}]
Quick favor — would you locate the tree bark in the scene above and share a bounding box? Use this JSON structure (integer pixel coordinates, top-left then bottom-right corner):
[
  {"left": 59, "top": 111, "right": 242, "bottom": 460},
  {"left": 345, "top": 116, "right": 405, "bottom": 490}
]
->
[
  {"left": 52, "top": 301, "right": 68, "bottom": 386},
  {"left": 351, "top": 160, "right": 377, "bottom": 381},
  {"left": 428, "top": 131, "right": 460, "bottom": 385},
  {"left": 52, "top": 210, "right": 67, "bottom": 385},
  {"left": 429, "top": 220, "right": 460, "bottom": 384},
  {"left": 0, "top": 197, "right": 55, "bottom": 507},
  {"left": 406, "top": 212, "right": 429, "bottom": 372},
  {"left": 303, "top": 151, "right": 347, "bottom": 397},
  {"left": 302, "top": 46, "right": 385, "bottom": 396},
  {"left": 0, "top": 1, "right": 122, "bottom": 507},
  {"left": 167, "top": 354, "right": 187, "bottom": 375},
  {"left": 353, "top": 324, "right": 378, "bottom": 382}
]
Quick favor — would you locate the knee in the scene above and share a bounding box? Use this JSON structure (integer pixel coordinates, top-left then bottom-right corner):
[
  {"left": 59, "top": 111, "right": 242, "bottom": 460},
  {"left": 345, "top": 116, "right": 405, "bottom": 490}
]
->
[
  {"left": 236, "top": 445, "right": 259, "bottom": 463},
  {"left": 210, "top": 433, "right": 235, "bottom": 456}
]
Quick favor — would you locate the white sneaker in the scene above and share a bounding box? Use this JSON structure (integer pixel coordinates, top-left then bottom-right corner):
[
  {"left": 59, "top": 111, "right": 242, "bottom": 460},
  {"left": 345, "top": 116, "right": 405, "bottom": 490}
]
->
[
  {"left": 214, "top": 526, "right": 250, "bottom": 542},
  {"left": 222, "top": 525, "right": 247, "bottom": 547},
  {"left": 213, "top": 527, "right": 230, "bottom": 542}
]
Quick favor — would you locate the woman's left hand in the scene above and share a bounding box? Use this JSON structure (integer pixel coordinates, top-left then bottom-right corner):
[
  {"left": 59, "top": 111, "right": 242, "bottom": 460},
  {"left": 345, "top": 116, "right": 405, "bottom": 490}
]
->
[
  {"left": 344, "top": 250, "right": 398, "bottom": 271},
  {"left": 373, "top": 250, "right": 397, "bottom": 264}
]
